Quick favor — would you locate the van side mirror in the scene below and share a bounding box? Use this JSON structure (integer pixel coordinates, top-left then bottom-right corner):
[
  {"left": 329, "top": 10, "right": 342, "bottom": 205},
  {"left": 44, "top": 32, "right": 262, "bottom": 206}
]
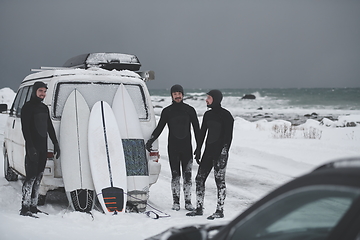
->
[
  {"left": 0, "top": 104, "right": 7, "bottom": 113},
  {"left": 137, "top": 71, "right": 155, "bottom": 81}
]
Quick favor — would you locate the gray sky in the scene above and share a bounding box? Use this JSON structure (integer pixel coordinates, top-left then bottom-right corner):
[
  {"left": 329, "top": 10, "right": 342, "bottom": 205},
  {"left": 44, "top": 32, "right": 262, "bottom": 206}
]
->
[{"left": 1, "top": 1, "right": 360, "bottom": 91}]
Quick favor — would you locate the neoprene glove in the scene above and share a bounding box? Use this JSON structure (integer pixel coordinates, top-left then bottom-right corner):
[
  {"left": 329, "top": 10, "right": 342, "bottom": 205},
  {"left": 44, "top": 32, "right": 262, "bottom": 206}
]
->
[
  {"left": 54, "top": 143, "right": 61, "bottom": 159},
  {"left": 194, "top": 148, "right": 201, "bottom": 165},
  {"left": 145, "top": 138, "right": 155, "bottom": 152}
]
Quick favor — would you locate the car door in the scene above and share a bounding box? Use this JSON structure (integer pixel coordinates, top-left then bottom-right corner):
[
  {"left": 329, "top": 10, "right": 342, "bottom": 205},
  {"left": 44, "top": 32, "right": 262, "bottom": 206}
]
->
[
  {"left": 7, "top": 86, "right": 32, "bottom": 175},
  {"left": 5, "top": 87, "right": 23, "bottom": 171}
]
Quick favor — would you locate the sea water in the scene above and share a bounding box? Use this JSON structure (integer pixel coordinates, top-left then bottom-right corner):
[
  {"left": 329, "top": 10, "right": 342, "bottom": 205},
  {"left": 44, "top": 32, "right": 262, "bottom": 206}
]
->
[{"left": 149, "top": 88, "right": 360, "bottom": 125}]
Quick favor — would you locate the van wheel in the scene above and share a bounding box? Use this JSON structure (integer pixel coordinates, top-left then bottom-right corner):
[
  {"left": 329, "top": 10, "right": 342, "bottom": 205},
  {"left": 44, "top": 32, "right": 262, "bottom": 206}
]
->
[{"left": 3, "top": 148, "right": 18, "bottom": 181}]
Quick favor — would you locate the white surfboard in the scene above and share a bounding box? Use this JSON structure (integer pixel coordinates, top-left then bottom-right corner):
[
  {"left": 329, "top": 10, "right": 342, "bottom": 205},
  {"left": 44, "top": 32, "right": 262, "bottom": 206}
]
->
[
  {"left": 88, "top": 101, "right": 127, "bottom": 214},
  {"left": 112, "top": 84, "right": 149, "bottom": 212},
  {"left": 60, "top": 89, "right": 95, "bottom": 212}
]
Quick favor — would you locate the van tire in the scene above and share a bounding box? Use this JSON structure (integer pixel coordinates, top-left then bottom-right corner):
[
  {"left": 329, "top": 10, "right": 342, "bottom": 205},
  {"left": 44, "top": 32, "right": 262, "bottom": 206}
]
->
[{"left": 3, "top": 148, "right": 18, "bottom": 181}]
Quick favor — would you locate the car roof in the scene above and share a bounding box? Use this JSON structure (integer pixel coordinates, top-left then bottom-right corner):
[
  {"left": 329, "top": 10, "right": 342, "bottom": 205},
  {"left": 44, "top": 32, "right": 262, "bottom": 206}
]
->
[
  {"left": 313, "top": 157, "right": 360, "bottom": 171},
  {"left": 257, "top": 165, "right": 360, "bottom": 207},
  {"left": 256, "top": 157, "right": 360, "bottom": 203}
]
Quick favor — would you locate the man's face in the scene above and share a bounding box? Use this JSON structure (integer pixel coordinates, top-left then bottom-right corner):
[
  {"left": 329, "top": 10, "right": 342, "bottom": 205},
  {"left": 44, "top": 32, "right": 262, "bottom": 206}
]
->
[
  {"left": 36, "top": 87, "right": 47, "bottom": 99},
  {"left": 206, "top": 95, "right": 213, "bottom": 105},
  {"left": 172, "top": 92, "right": 183, "bottom": 103}
]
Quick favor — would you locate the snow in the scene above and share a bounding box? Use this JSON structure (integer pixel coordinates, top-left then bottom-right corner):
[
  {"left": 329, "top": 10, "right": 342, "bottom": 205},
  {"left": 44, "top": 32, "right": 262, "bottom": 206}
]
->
[
  {"left": 86, "top": 53, "right": 140, "bottom": 65},
  {"left": 0, "top": 89, "right": 360, "bottom": 240},
  {"left": 0, "top": 88, "right": 16, "bottom": 106}
]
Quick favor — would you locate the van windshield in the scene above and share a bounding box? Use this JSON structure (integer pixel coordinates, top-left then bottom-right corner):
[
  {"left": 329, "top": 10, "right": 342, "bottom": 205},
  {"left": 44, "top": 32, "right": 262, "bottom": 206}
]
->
[{"left": 53, "top": 82, "right": 148, "bottom": 120}]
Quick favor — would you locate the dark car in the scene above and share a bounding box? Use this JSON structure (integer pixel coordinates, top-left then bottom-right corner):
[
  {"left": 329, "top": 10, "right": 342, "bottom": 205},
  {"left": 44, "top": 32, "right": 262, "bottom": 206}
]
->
[{"left": 147, "top": 157, "right": 360, "bottom": 240}]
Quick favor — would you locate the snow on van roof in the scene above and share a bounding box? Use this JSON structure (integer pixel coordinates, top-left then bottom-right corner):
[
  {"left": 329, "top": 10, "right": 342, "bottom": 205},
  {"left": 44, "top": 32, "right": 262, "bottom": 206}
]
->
[
  {"left": 23, "top": 68, "right": 142, "bottom": 83},
  {"left": 63, "top": 53, "right": 141, "bottom": 71},
  {"left": 87, "top": 53, "right": 139, "bottom": 65}
]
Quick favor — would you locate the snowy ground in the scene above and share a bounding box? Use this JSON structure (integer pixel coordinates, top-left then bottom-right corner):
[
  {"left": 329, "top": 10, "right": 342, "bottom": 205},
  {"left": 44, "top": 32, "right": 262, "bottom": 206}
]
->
[{"left": 0, "top": 112, "right": 359, "bottom": 240}]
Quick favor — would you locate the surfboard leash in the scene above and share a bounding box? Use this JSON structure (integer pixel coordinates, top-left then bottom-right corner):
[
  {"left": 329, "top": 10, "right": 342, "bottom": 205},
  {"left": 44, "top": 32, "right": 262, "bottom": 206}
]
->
[
  {"left": 91, "top": 191, "right": 170, "bottom": 219},
  {"left": 125, "top": 192, "right": 171, "bottom": 219},
  {"left": 61, "top": 202, "right": 72, "bottom": 218},
  {"left": 61, "top": 202, "right": 95, "bottom": 221}
]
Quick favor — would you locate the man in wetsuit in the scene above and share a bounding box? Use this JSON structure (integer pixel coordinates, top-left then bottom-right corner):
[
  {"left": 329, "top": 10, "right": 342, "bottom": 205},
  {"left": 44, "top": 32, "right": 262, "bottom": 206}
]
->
[
  {"left": 187, "top": 89, "right": 234, "bottom": 220},
  {"left": 146, "top": 84, "right": 199, "bottom": 211},
  {"left": 20, "top": 81, "right": 60, "bottom": 217}
]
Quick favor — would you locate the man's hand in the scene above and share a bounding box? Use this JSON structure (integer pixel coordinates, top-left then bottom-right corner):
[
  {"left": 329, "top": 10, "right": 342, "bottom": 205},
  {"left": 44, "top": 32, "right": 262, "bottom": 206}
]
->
[
  {"left": 194, "top": 148, "right": 201, "bottom": 165},
  {"left": 54, "top": 143, "right": 60, "bottom": 159},
  {"left": 145, "top": 138, "right": 154, "bottom": 152}
]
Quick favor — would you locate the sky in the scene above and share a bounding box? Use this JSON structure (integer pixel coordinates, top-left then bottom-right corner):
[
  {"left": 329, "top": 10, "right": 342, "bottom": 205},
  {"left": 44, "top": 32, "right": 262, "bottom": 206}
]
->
[{"left": 1, "top": 1, "right": 360, "bottom": 92}]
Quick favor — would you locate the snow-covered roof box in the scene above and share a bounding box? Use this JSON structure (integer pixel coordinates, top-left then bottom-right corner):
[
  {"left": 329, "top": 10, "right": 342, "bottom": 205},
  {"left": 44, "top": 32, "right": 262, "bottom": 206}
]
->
[{"left": 63, "top": 53, "right": 141, "bottom": 71}]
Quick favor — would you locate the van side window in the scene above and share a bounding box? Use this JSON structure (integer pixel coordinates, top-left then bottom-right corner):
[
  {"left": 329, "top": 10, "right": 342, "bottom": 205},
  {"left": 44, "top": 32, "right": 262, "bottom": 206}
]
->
[
  {"left": 16, "top": 87, "right": 32, "bottom": 117},
  {"left": 125, "top": 84, "right": 149, "bottom": 120},
  {"left": 10, "top": 88, "right": 24, "bottom": 117},
  {"left": 10, "top": 86, "right": 32, "bottom": 117},
  {"left": 26, "top": 87, "right": 33, "bottom": 102}
]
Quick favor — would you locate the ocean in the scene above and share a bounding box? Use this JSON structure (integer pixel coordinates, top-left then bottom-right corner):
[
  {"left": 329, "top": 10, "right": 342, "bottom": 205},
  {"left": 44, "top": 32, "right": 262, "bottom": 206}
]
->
[{"left": 149, "top": 88, "right": 360, "bottom": 125}]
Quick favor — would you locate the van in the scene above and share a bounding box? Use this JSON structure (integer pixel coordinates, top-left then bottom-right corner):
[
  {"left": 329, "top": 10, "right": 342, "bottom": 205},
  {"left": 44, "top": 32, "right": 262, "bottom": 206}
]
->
[{"left": 2, "top": 53, "right": 161, "bottom": 206}]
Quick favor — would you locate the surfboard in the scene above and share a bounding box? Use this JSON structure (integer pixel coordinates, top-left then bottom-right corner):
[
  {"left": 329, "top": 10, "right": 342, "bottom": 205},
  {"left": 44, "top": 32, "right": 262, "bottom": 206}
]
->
[
  {"left": 60, "top": 89, "right": 95, "bottom": 212},
  {"left": 112, "top": 84, "right": 149, "bottom": 212},
  {"left": 88, "top": 100, "right": 127, "bottom": 214}
]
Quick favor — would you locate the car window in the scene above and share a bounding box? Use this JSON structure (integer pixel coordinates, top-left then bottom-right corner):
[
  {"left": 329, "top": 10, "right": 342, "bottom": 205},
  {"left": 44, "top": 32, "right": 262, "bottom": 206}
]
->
[
  {"left": 10, "top": 88, "right": 24, "bottom": 116},
  {"left": 228, "top": 186, "right": 360, "bottom": 240},
  {"left": 124, "top": 84, "right": 149, "bottom": 121},
  {"left": 53, "top": 82, "right": 149, "bottom": 120},
  {"left": 10, "top": 86, "right": 32, "bottom": 117},
  {"left": 26, "top": 87, "right": 33, "bottom": 102},
  {"left": 16, "top": 87, "right": 32, "bottom": 117}
]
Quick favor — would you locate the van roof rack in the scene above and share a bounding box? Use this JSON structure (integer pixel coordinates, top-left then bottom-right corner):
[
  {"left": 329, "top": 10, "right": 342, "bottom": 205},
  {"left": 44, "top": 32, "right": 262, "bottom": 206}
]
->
[
  {"left": 63, "top": 53, "right": 141, "bottom": 71},
  {"left": 31, "top": 66, "right": 71, "bottom": 72},
  {"left": 30, "top": 66, "right": 155, "bottom": 82}
]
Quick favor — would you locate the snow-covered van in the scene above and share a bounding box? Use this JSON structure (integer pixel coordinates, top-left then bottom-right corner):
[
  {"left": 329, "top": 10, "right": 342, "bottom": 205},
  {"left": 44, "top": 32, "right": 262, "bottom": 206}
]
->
[{"left": 2, "top": 53, "right": 161, "bottom": 204}]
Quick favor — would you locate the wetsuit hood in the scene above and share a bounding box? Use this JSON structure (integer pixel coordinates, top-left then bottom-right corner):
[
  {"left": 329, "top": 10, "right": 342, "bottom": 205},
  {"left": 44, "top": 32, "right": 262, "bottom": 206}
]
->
[
  {"left": 31, "top": 81, "right": 48, "bottom": 102},
  {"left": 207, "top": 89, "right": 223, "bottom": 108}
]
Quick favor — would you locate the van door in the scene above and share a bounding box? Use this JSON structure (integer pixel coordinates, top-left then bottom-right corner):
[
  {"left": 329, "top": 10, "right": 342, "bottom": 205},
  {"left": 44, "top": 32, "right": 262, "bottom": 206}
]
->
[
  {"left": 5, "top": 88, "right": 23, "bottom": 171},
  {"left": 7, "top": 86, "right": 32, "bottom": 175}
]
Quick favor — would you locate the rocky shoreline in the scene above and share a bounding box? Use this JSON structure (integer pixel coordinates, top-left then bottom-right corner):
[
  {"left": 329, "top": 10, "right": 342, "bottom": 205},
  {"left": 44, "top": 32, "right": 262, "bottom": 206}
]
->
[
  {"left": 238, "top": 112, "right": 330, "bottom": 125},
  {"left": 151, "top": 97, "right": 359, "bottom": 127},
  {"left": 238, "top": 112, "right": 358, "bottom": 127}
]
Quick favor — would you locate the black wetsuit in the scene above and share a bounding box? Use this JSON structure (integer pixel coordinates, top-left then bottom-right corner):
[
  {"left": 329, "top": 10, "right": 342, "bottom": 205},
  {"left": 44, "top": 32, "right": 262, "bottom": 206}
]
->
[
  {"left": 20, "top": 86, "right": 58, "bottom": 211},
  {"left": 195, "top": 103, "right": 234, "bottom": 213},
  {"left": 149, "top": 101, "right": 199, "bottom": 205}
]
